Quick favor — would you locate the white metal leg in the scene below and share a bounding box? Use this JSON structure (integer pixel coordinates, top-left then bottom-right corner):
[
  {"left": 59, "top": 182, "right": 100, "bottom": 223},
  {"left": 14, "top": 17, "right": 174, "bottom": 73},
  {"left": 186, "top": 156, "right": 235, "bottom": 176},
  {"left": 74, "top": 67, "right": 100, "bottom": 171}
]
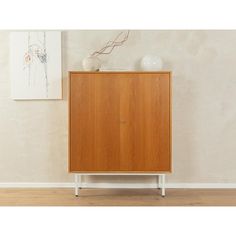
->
[
  {"left": 158, "top": 175, "right": 161, "bottom": 189},
  {"left": 75, "top": 174, "right": 79, "bottom": 197},
  {"left": 75, "top": 174, "right": 82, "bottom": 197},
  {"left": 161, "top": 174, "right": 165, "bottom": 197},
  {"left": 79, "top": 174, "right": 82, "bottom": 189}
]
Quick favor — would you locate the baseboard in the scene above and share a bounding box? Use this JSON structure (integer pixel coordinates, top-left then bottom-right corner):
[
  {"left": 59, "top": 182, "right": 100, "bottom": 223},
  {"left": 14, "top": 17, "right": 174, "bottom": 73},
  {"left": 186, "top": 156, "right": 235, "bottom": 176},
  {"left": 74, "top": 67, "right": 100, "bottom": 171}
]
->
[
  {"left": 0, "top": 182, "right": 236, "bottom": 188},
  {"left": 166, "top": 183, "right": 236, "bottom": 188}
]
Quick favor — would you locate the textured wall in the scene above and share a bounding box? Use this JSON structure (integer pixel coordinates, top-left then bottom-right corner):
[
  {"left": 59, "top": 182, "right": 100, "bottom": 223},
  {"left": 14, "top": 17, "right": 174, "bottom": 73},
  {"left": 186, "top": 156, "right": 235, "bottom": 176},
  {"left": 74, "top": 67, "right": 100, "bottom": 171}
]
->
[{"left": 0, "top": 30, "right": 236, "bottom": 184}]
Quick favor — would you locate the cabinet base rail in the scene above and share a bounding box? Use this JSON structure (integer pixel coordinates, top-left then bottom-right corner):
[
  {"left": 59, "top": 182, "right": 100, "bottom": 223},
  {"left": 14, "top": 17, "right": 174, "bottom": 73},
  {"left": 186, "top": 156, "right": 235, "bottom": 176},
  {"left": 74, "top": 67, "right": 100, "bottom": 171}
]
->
[{"left": 74, "top": 173, "right": 166, "bottom": 197}]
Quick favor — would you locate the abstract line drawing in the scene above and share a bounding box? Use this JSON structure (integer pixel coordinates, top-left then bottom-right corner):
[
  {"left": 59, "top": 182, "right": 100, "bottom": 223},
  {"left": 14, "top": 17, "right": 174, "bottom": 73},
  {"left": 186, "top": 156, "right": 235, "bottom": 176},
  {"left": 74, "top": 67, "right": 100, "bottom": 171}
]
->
[
  {"left": 10, "top": 31, "right": 61, "bottom": 100},
  {"left": 24, "top": 32, "right": 48, "bottom": 97}
]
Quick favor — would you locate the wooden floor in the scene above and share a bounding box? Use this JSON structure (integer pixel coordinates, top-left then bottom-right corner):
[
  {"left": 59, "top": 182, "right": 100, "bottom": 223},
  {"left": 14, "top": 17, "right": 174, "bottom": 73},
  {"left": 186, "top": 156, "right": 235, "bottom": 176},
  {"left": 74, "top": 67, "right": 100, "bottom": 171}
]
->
[{"left": 0, "top": 188, "right": 235, "bottom": 206}]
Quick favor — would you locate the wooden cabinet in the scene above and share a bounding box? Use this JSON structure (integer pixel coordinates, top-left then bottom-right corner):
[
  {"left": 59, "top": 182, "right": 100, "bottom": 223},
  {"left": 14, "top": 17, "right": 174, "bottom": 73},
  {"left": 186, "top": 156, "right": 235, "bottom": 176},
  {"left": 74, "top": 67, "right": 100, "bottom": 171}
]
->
[{"left": 69, "top": 72, "right": 171, "bottom": 173}]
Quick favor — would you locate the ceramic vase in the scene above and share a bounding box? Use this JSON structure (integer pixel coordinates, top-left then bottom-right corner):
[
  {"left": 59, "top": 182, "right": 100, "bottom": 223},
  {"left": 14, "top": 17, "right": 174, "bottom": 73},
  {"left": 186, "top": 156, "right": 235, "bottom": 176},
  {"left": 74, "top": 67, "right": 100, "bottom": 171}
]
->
[
  {"left": 140, "top": 55, "right": 163, "bottom": 71},
  {"left": 82, "top": 56, "right": 101, "bottom": 71}
]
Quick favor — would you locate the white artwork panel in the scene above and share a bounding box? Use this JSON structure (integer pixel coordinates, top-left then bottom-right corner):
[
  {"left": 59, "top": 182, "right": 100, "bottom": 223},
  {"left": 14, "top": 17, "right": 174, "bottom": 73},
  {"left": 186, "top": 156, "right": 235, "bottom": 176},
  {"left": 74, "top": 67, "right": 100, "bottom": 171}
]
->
[{"left": 10, "top": 31, "right": 62, "bottom": 99}]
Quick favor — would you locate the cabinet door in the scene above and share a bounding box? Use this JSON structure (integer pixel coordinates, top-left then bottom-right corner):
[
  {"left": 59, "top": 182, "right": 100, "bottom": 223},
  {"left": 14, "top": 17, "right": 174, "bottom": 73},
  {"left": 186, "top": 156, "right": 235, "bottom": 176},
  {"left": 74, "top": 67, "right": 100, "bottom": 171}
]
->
[
  {"left": 119, "top": 73, "right": 171, "bottom": 171},
  {"left": 69, "top": 73, "right": 171, "bottom": 172},
  {"left": 69, "top": 73, "right": 120, "bottom": 171}
]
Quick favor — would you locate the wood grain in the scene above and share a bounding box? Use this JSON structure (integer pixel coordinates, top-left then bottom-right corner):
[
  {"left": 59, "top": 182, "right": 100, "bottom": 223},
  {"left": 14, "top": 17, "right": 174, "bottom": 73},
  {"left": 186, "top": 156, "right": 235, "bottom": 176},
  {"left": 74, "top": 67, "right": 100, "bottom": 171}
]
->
[
  {"left": 0, "top": 188, "right": 235, "bottom": 206},
  {"left": 69, "top": 72, "right": 171, "bottom": 172}
]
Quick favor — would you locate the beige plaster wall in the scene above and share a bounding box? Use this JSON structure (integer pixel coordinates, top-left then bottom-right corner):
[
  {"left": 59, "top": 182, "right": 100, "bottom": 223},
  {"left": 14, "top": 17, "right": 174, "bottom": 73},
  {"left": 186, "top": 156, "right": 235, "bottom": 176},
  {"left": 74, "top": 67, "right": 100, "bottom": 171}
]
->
[{"left": 0, "top": 30, "right": 236, "bottom": 184}]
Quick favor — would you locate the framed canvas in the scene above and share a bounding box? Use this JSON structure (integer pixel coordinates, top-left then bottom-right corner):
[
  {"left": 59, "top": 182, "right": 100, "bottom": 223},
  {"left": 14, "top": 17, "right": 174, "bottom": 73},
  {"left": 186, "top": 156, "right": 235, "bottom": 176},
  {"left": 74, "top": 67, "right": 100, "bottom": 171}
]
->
[{"left": 10, "top": 31, "right": 62, "bottom": 100}]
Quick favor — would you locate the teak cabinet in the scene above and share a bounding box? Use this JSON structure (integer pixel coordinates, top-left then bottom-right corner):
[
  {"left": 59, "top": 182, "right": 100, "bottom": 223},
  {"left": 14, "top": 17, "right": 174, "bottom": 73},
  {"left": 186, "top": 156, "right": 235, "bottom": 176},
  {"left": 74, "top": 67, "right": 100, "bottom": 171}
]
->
[
  {"left": 69, "top": 72, "right": 172, "bottom": 174},
  {"left": 69, "top": 71, "right": 171, "bottom": 196}
]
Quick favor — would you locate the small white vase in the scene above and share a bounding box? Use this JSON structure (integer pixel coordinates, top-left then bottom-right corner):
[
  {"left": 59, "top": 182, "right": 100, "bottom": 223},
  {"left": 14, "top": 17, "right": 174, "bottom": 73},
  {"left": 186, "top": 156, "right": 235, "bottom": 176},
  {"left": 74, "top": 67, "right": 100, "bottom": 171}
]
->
[
  {"left": 140, "top": 55, "right": 163, "bottom": 71},
  {"left": 82, "top": 56, "right": 101, "bottom": 71}
]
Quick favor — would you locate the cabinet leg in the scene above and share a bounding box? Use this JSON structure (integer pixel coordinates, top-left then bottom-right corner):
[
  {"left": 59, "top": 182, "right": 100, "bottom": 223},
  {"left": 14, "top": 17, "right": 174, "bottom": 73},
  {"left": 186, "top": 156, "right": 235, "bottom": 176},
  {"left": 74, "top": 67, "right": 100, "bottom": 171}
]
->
[
  {"left": 75, "top": 174, "right": 79, "bottom": 197},
  {"left": 161, "top": 174, "right": 165, "bottom": 197},
  {"left": 79, "top": 174, "right": 82, "bottom": 189},
  {"left": 158, "top": 175, "right": 161, "bottom": 189}
]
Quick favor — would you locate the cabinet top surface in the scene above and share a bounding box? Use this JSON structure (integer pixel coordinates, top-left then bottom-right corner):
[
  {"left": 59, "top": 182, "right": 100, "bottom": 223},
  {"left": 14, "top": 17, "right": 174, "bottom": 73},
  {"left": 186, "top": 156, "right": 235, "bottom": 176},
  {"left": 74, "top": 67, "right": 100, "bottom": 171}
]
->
[{"left": 69, "top": 71, "right": 171, "bottom": 75}]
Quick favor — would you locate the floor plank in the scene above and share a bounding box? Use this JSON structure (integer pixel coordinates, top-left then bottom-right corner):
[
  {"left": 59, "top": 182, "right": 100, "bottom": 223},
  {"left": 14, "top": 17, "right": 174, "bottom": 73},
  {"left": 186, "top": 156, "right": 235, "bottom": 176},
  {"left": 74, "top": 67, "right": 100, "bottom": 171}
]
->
[{"left": 0, "top": 188, "right": 235, "bottom": 206}]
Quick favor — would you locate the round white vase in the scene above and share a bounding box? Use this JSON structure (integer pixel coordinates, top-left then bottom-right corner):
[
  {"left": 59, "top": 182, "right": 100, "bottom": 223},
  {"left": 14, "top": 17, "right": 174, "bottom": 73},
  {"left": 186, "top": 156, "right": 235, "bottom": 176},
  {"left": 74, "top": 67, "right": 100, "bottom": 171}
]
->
[
  {"left": 82, "top": 56, "right": 101, "bottom": 71},
  {"left": 140, "top": 55, "right": 163, "bottom": 71}
]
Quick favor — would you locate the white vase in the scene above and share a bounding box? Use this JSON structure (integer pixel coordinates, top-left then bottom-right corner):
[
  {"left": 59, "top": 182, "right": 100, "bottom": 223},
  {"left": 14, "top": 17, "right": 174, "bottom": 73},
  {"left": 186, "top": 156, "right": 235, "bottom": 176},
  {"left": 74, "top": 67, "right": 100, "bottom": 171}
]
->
[
  {"left": 140, "top": 55, "right": 163, "bottom": 71},
  {"left": 82, "top": 56, "right": 101, "bottom": 71}
]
